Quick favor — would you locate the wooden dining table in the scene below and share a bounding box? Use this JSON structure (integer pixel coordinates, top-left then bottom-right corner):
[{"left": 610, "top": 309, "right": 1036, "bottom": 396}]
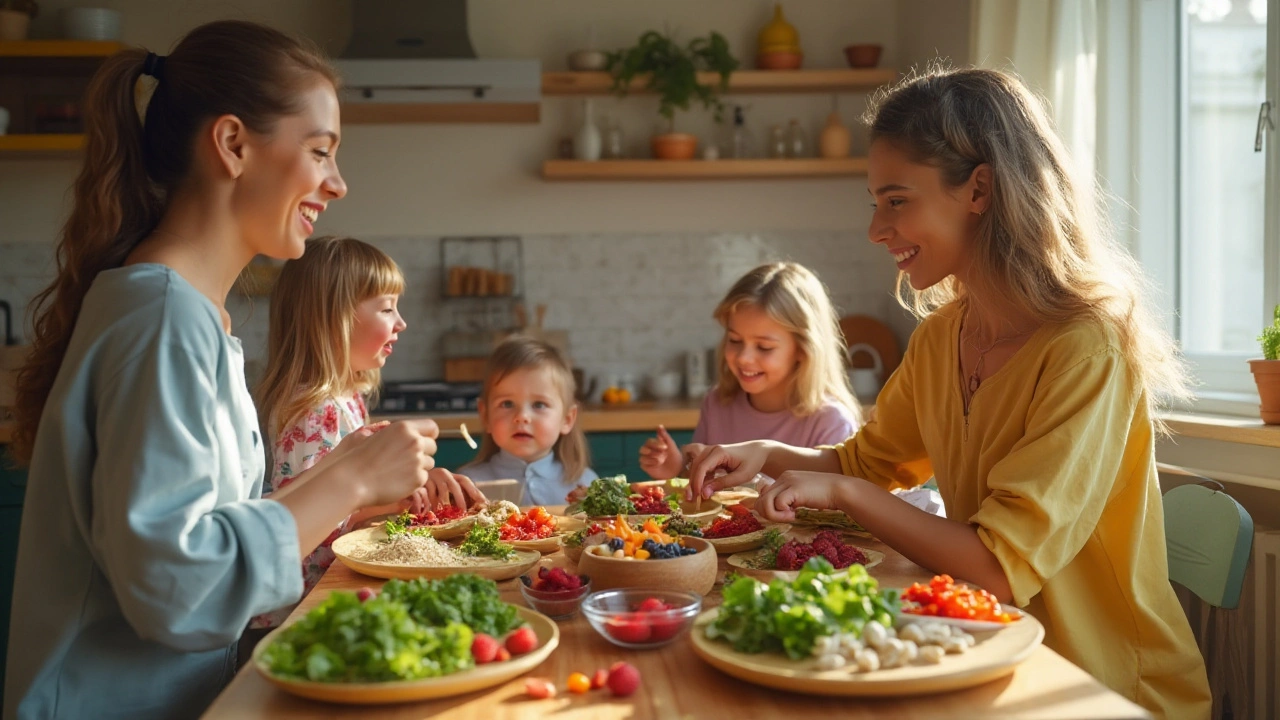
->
[{"left": 201, "top": 514, "right": 1153, "bottom": 720}]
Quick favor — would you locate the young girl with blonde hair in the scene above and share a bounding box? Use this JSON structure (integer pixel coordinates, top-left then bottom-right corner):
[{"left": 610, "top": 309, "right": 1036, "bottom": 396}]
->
[
  {"left": 251, "top": 236, "right": 484, "bottom": 631},
  {"left": 639, "top": 261, "right": 862, "bottom": 480},
  {"left": 685, "top": 67, "right": 1209, "bottom": 719},
  {"left": 461, "top": 336, "right": 597, "bottom": 504}
]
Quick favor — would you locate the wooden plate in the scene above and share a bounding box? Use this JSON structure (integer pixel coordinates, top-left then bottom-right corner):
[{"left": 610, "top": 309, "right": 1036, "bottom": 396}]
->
[
  {"left": 508, "top": 536, "right": 561, "bottom": 554},
  {"left": 790, "top": 508, "right": 872, "bottom": 538},
  {"left": 690, "top": 607, "right": 1043, "bottom": 697},
  {"left": 896, "top": 607, "right": 1027, "bottom": 633},
  {"left": 332, "top": 527, "right": 541, "bottom": 581},
  {"left": 424, "top": 514, "right": 479, "bottom": 541},
  {"left": 726, "top": 548, "right": 885, "bottom": 581},
  {"left": 589, "top": 500, "right": 724, "bottom": 525},
  {"left": 254, "top": 606, "right": 559, "bottom": 704},
  {"left": 701, "top": 524, "right": 792, "bottom": 555}
]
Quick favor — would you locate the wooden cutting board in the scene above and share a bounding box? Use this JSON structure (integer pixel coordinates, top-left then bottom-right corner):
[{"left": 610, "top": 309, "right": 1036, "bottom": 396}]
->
[{"left": 839, "top": 315, "right": 901, "bottom": 374}]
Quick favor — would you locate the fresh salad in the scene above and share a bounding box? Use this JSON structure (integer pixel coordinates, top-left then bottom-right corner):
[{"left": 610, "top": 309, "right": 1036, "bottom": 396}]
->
[
  {"left": 457, "top": 524, "right": 517, "bottom": 561},
  {"left": 707, "top": 558, "right": 901, "bottom": 660},
  {"left": 566, "top": 476, "right": 637, "bottom": 517},
  {"left": 261, "top": 574, "right": 524, "bottom": 682}
]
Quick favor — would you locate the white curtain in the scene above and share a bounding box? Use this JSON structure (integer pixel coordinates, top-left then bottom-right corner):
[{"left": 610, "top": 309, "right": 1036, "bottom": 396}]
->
[{"left": 970, "top": 0, "right": 1100, "bottom": 185}]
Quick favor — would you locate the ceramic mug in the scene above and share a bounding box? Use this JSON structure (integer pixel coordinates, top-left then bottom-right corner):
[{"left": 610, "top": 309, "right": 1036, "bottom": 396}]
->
[{"left": 847, "top": 343, "right": 884, "bottom": 401}]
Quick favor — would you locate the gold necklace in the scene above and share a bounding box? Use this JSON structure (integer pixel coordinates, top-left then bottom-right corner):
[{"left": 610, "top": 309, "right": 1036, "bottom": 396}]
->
[{"left": 960, "top": 323, "right": 1035, "bottom": 407}]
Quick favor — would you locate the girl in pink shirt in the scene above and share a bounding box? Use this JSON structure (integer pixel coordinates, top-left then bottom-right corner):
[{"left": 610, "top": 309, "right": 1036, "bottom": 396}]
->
[{"left": 639, "top": 262, "right": 862, "bottom": 480}]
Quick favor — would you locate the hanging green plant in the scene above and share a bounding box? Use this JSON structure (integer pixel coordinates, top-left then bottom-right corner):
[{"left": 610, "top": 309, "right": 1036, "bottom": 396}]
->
[{"left": 606, "top": 30, "right": 739, "bottom": 132}]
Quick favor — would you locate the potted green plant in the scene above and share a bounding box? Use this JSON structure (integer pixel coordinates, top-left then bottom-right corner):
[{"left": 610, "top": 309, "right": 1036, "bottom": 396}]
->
[
  {"left": 0, "top": 0, "right": 37, "bottom": 41},
  {"left": 606, "top": 30, "right": 738, "bottom": 160},
  {"left": 1250, "top": 304, "right": 1280, "bottom": 424}
]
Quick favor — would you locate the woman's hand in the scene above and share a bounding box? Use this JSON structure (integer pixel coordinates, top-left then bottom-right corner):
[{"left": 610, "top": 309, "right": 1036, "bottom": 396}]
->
[
  {"left": 755, "top": 470, "right": 849, "bottom": 522},
  {"left": 424, "top": 468, "right": 486, "bottom": 510},
  {"left": 638, "top": 425, "right": 685, "bottom": 480},
  {"left": 685, "top": 440, "right": 773, "bottom": 501},
  {"left": 326, "top": 419, "right": 437, "bottom": 508}
]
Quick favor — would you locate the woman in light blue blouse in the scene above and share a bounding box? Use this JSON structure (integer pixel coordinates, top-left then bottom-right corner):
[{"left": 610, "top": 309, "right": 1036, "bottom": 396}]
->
[{"left": 4, "top": 21, "right": 448, "bottom": 720}]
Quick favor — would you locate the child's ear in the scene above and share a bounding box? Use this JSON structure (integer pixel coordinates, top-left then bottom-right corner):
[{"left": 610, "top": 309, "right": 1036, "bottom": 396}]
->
[{"left": 560, "top": 403, "right": 578, "bottom": 436}]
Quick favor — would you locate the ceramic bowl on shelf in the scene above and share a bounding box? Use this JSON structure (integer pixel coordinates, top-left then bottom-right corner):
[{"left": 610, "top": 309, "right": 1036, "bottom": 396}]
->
[
  {"left": 581, "top": 588, "right": 702, "bottom": 649},
  {"left": 567, "top": 49, "right": 609, "bottom": 71},
  {"left": 756, "top": 51, "right": 803, "bottom": 70},
  {"left": 843, "top": 44, "right": 883, "bottom": 69}
]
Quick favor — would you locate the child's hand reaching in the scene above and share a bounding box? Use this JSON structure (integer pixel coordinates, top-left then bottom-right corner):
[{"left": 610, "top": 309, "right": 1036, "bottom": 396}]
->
[
  {"left": 755, "top": 470, "right": 847, "bottom": 522},
  {"left": 424, "top": 467, "right": 487, "bottom": 510},
  {"left": 639, "top": 425, "right": 686, "bottom": 480},
  {"left": 565, "top": 485, "right": 588, "bottom": 504},
  {"left": 402, "top": 486, "right": 431, "bottom": 516}
]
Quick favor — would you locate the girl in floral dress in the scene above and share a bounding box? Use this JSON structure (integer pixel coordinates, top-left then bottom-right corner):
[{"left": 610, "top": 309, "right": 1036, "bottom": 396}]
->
[{"left": 249, "top": 236, "right": 484, "bottom": 631}]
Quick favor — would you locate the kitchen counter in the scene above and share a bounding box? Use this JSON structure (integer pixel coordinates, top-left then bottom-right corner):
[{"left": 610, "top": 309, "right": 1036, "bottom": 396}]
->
[{"left": 374, "top": 399, "right": 702, "bottom": 434}]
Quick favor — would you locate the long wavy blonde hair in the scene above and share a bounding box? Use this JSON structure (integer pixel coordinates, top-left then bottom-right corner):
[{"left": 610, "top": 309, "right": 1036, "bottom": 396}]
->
[
  {"left": 257, "top": 236, "right": 405, "bottom": 439},
  {"left": 713, "top": 262, "right": 862, "bottom": 422},
  {"left": 463, "top": 336, "right": 590, "bottom": 484},
  {"left": 11, "top": 20, "right": 336, "bottom": 465},
  {"left": 864, "top": 66, "right": 1190, "bottom": 408}
]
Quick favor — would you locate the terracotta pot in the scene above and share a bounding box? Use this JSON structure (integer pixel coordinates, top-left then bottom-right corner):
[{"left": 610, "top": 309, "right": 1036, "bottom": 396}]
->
[
  {"left": 844, "top": 43, "right": 883, "bottom": 69},
  {"left": 756, "top": 51, "right": 803, "bottom": 70},
  {"left": 651, "top": 132, "right": 697, "bottom": 160},
  {"left": 1249, "top": 359, "right": 1280, "bottom": 424},
  {"left": 0, "top": 10, "right": 31, "bottom": 41}
]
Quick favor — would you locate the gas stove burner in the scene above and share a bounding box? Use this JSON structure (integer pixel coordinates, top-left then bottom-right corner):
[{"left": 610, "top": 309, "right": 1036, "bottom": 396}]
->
[{"left": 375, "top": 380, "right": 481, "bottom": 413}]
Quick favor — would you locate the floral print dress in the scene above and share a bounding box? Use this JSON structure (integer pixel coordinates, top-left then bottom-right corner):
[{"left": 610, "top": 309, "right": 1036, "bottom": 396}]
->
[{"left": 249, "top": 394, "right": 368, "bottom": 629}]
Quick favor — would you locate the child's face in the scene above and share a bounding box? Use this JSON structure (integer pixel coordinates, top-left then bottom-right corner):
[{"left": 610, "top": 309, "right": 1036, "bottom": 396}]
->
[
  {"left": 724, "top": 304, "right": 800, "bottom": 405},
  {"left": 350, "top": 293, "right": 405, "bottom": 372},
  {"left": 234, "top": 80, "right": 348, "bottom": 261},
  {"left": 865, "top": 139, "right": 987, "bottom": 291},
  {"left": 480, "top": 366, "right": 576, "bottom": 464}
]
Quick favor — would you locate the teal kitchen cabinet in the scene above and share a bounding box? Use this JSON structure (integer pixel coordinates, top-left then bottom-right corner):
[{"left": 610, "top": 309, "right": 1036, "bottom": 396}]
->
[
  {"left": 588, "top": 430, "right": 693, "bottom": 481},
  {"left": 1, "top": 446, "right": 28, "bottom": 712}
]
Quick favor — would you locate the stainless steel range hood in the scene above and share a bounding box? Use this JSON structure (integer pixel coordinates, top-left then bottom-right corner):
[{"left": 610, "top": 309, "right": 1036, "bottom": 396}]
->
[{"left": 335, "top": 0, "right": 540, "bottom": 124}]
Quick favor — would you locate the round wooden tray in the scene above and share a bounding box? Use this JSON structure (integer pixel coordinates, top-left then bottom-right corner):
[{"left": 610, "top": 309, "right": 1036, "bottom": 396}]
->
[
  {"left": 332, "top": 527, "right": 541, "bottom": 581},
  {"left": 254, "top": 606, "right": 559, "bottom": 704},
  {"left": 690, "top": 607, "right": 1043, "bottom": 697},
  {"left": 726, "top": 548, "right": 885, "bottom": 581}
]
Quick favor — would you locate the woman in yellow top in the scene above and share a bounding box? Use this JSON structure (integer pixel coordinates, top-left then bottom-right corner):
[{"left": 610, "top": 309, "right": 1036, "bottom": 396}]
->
[{"left": 686, "top": 67, "right": 1210, "bottom": 720}]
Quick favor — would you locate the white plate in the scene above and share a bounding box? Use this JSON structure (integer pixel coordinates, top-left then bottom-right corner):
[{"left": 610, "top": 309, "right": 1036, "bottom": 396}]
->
[{"left": 895, "top": 606, "right": 1026, "bottom": 633}]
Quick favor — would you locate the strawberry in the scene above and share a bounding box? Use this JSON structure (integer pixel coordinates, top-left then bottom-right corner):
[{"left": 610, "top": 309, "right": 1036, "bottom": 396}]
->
[
  {"left": 590, "top": 668, "right": 609, "bottom": 689},
  {"left": 648, "top": 616, "right": 684, "bottom": 641},
  {"left": 355, "top": 587, "right": 376, "bottom": 603},
  {"left": 606, "top": 661, "right": 641, "bottom": 697},
  {"left": 605, "top": 616, "right": 652, "bottom": 644},
  {"left": 470, "top": 633, "right": 500, "bottom": 664},
  {"left": 495, "top": 647, "right": 511, "bottom": 662},
  {"left": 524, "top": 677, "right": 556, "bottom": 699},
  {"left": 637, "top": 597, "right": 669, "bottom": 613},
  {"left": 505, "top": 626, "right": 538, "bottom": 655}
]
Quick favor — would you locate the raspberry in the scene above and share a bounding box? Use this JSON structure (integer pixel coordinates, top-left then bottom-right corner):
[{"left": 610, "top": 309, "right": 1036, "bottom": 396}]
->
[
  {"left": 607, "top": 662, "right": 642, "bottom": 697},
  {"left": 505, "top": 626, "right": 538, "bottom": 655},
  {"left": 355, "top": 587, "right": 376, "bottom": 603},
  {"left": 471, "top": 633, "right": 500, "bottom": 664}
]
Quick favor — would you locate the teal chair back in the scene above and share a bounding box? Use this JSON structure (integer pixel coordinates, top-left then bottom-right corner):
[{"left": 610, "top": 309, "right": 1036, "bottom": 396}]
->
[{"left": 1163, "top": 480, "right": 1253, "bottom": 609}]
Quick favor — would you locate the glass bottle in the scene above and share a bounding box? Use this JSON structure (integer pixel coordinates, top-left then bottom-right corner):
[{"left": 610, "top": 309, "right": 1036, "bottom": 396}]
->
[
  {"left": 785, "top": 119, "right": 810, "bottom": 158},
  {"left": 601, "top": 115, "right": 626, "bottom": 159},
  {"left": 720, "top": 105, "right": 755, "bottom": 158},
  {"left": 767, "top": 124, "right": 787, "bottom": 158}
]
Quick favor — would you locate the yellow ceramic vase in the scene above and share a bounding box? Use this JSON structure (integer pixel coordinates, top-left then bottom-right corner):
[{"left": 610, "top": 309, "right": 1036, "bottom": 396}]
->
[{"left": 758, "top": 4, "right": 800, "bottom": 54}]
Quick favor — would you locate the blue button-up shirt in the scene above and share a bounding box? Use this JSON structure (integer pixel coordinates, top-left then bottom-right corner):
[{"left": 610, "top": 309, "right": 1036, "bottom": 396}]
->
[{"left": 461, "top": 449, "right": 597, "bottom": 506}]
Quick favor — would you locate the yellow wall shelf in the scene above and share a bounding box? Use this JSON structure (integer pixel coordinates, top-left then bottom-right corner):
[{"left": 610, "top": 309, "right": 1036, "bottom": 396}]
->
[
  {"left": 542, "top": 68, "right": 896, "bottom": 96},
  {"left": 0, "top": 134, "right": 84, "bottom": 155},
  {"left": 542, "top": 157, "right": 868, "bottom": 181},
  {"left": 0, "top": 40, "right": 124, "bottom": 57}
]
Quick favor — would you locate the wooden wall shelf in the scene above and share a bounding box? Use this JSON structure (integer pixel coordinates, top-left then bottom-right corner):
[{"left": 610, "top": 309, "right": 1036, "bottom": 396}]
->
[
  {"left": 542, "top": 68, "right": 896, "bottom": 96},
  {"left": 341, "top": 102, "right": 539, "bottom": 124},
  {"left": 0, "top": 134, "right": 84, "bottom": 155},
  {"left": 542, "top": 157, "right": 868, "bottom": 181},
  {"left": 0, "top": 40, "right": 124, "bottom": 57}
]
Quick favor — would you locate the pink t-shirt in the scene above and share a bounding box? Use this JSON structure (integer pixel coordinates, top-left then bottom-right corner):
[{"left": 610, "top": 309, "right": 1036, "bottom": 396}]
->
[{"left": 691, "top": 388, "right": 859, "bottom": 448}]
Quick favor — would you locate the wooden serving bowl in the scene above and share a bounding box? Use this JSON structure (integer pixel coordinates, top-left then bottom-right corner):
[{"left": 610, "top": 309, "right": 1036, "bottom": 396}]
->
[{"left": 576, "top": 536, "right": 717, "bottom": 596}]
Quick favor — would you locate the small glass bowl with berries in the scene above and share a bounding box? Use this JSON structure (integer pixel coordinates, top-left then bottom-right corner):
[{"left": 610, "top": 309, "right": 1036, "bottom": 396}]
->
[
  {"left": 581, "top": 588, "right": 703, "bottom": 649},
  {"left": 518, "top": 566, "right": 592, "bottom": 619}
]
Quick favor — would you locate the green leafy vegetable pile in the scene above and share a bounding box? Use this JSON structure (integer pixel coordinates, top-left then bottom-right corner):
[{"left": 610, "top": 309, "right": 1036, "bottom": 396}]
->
[
  {"left": 565, "top": 475, "right": 636, "bottom": 517},
  {"left": 457, "top": 524, "right": 516, "bottom": 560},
  {"left": 384, "top": 511, "right": 429, "bottom": 539},
  {"left": 706, "top": 557, "right": 901, "bottom": 660},
  {"left": 261, "top": 575, "right": 522, "bottom": 682}
]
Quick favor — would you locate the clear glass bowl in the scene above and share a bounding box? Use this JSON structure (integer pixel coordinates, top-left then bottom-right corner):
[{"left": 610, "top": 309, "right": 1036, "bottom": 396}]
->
[
  {"left": 518, "top": 574, "right": 591, "bottom": 620},
  {"left": 580, "top": 588, "right": 703, "bottom": 649}
]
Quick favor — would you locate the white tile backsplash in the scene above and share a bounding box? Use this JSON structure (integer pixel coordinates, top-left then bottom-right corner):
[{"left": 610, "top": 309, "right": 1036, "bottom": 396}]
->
[{"left": 0, "top": 229, "right": 909, "bottom": 389}]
